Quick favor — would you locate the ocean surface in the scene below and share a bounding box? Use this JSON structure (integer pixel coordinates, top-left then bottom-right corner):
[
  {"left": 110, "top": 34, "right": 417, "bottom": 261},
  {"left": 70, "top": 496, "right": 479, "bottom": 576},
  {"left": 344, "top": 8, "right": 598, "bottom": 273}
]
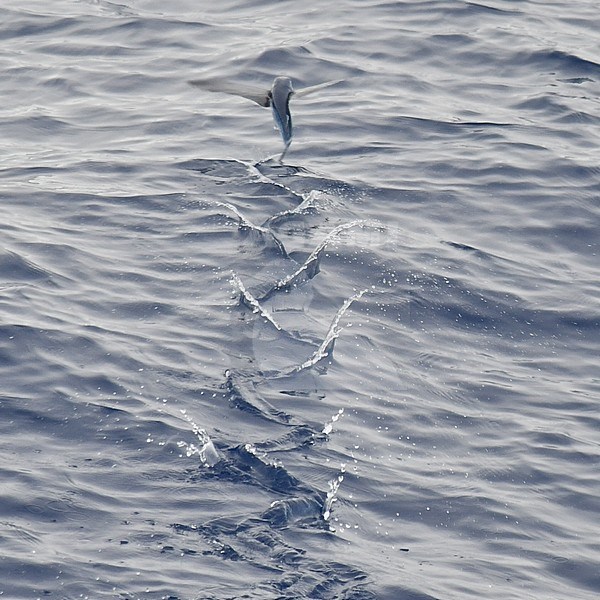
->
[{"left": 1, "top": 1, "right": 598, "bottom": 599}]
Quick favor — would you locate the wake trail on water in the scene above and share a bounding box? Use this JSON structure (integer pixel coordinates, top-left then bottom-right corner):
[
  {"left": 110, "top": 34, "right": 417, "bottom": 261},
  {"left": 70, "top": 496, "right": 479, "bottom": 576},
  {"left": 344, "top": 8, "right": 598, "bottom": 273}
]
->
[
  {"left": 200, "top": 199, "right": 288, "bottom": 257},
  {"left": 173, "top": 161, "right": 391, "bottom": 597},
  {"left": 295, "top": 288, "right": 368, "bottom": 372},
  {"left": 231, "top": 271, "right": 283, "bottom": 332},
  {"left": 259, "top": 220, "right": 367, "bottom": 301}
]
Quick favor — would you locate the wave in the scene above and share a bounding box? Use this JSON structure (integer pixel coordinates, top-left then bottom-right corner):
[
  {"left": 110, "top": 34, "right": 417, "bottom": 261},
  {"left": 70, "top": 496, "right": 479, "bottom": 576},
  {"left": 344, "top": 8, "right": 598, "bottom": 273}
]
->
[
  {"left": 177, "top": 410, "right": 220, "bottom": 467},
  {"left": 224, "top": 369, "right": 293, "bottom": 425},
  {"left": 230, "top": 271, "right": 283, "bottom": 331},
  {"left": 259, "top": 220, "right": 367, "bottom": 301},
  {"left": 262, "top": 189, "right": 324, "bottom": 227},
  {"left": 201, "top": 200, "right": 288, "bottom": 257},
  {"left": 295, "top": 289, "right": 367, "bottom": 372}
]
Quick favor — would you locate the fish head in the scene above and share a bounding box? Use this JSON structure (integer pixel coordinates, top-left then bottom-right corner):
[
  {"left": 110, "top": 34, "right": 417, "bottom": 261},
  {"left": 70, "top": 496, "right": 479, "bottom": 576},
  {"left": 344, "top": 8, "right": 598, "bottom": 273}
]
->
[{"left": 271, "top": 76, "right": 294, "bottom": 96}]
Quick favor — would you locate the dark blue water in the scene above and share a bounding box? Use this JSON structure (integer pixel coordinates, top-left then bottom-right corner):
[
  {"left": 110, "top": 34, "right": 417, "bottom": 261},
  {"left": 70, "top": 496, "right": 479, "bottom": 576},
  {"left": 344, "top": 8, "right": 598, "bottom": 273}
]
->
[{"left": 1, "top": 1, "right": 598, "bottom": 599}]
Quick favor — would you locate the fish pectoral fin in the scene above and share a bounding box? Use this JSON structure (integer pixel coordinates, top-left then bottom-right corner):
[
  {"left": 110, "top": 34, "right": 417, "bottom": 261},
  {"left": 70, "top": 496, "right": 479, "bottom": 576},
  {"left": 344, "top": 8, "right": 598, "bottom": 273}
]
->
[
  {"left": 294, "top": 79, "right": 343, "bottom": 98},
  {"left": 188, "top": 78, "right": 271, "bottom": 107}
]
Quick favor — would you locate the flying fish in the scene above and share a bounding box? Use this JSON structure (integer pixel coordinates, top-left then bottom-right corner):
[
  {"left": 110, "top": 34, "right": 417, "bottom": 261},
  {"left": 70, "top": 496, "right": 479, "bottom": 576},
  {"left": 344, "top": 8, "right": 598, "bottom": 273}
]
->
[{"left": 189, "top": 75, "right": 340, "bottom": 160}]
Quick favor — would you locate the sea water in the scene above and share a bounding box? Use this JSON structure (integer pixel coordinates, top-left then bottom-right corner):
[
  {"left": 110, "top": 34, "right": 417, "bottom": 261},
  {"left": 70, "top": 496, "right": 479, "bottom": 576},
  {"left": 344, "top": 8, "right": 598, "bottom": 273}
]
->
[{"left": 0, "top": 1, "right": 598, "bottom": 598}]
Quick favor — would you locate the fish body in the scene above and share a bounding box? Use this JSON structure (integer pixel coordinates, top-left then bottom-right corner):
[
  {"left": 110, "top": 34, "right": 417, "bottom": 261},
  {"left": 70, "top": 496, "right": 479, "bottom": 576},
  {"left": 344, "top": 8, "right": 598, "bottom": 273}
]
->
[{"left": 268, "top": 76, "right": 294, "bottom": 152}]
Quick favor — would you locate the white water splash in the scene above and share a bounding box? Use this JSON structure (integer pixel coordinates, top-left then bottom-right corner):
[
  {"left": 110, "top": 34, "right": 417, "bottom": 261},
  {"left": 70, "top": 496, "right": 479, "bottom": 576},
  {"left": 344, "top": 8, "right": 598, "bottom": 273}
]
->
[
  {"left": 322, "top": 408, "right": 344, "bottom": 435},
  {"left": 231, "top": 271, "right": 283, "bottom": 331},
  {"left": 323, "top": 464, "right": 346, "bottom": 521},
  {"left": 200, "top": 199, "right": 287, "bottom": 255},
  {"left": 244, "top": 442, "right": 283, "bottom": 468},
  {"left": 261, "top": 220, "right": 367, "bottom": 300},
  {"left": 245, "top": 162, "right": 305, "bottom": 199},
  {"left": 177, "top": 410, "right": 220, "bottom": 467},
  {"left": 263, "top": 189, "right": 326, "bottom": 226},
  {"left": 207, "top": 199, "right": 267, "bottom": 232},
  {"left": 296, "top": 288, "right": 368, "bottom": 372}
]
